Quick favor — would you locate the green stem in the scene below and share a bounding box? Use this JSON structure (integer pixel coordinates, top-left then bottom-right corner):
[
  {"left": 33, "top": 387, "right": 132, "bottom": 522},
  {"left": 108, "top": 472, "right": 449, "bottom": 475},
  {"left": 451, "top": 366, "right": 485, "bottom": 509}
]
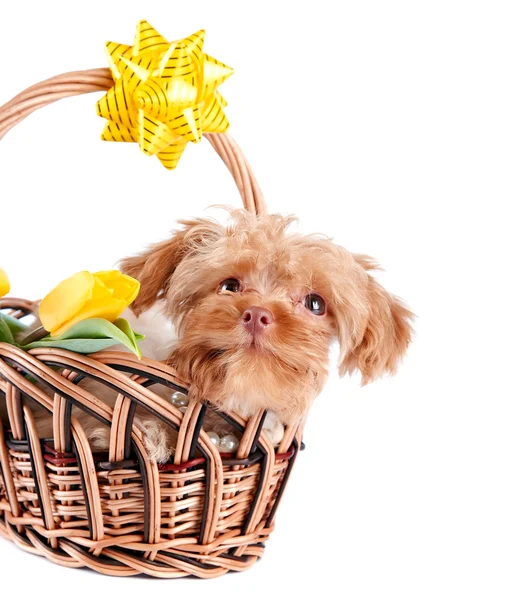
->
[{"left": 18, "top": 326, "right": 49, "bottom": 346}]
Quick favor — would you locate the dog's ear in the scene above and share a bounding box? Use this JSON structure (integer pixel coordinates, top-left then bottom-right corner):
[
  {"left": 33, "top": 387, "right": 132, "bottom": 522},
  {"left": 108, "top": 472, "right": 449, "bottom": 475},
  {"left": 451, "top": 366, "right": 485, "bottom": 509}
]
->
[
  {"left": 120, "top": 218, "right": 224, "bottom": 315},
  {"left": 338, "top": 255, "right": 414, "bottom": 384}
]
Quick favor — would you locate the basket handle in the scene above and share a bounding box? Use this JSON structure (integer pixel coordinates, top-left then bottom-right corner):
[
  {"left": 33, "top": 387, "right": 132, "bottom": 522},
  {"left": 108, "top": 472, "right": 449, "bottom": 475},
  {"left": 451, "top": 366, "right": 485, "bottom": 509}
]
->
[{"left": 0, "top": 68, "right": 267, "bottom": 216}]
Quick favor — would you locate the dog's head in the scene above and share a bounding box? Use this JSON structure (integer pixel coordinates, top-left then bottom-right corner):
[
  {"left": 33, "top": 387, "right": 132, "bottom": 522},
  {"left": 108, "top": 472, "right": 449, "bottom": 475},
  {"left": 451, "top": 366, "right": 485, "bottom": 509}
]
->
[{"left": 121, "top": 210, "right": 413, "bottom": 423}]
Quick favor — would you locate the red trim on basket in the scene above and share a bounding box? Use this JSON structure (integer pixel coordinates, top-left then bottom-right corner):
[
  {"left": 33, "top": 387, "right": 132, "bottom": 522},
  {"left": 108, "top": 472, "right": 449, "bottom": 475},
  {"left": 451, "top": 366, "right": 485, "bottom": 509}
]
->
[
  {"left": 43, "top": 443, "right": 74, "bottom": 458},
  {"left": 43, "top": 454, "right": 78, "bottom": 465},
  {"left": 274, "top": 448, "right": 295, "bottom": 461},
  {"left": 41, "top": 441, "right": 295, "bottom": 468},
  {"left": 158, "top": 457, "right": 206, "bottom": 471}
]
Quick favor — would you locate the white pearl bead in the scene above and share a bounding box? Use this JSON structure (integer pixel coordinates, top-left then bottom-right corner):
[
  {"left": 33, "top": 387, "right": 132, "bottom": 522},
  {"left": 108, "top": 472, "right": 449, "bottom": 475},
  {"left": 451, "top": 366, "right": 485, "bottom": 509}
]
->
[
  {"left": 206, "top": 431, "right": 220, "bottom": 446},
  {"left": 178, "top": 405, "right": 187, "bottom": 413},
  {"left": 170, "top": 391, "right": 188, "bottom": 407},
  {"left": 220, "top": 434, "right": 239, "bottom": 453}
]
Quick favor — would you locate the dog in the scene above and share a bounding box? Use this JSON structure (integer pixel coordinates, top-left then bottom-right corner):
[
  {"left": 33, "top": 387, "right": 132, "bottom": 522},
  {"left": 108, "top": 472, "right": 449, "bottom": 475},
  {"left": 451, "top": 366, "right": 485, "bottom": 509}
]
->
[{"left": 17, "top": 209, "right": 414, "bottom": 462}]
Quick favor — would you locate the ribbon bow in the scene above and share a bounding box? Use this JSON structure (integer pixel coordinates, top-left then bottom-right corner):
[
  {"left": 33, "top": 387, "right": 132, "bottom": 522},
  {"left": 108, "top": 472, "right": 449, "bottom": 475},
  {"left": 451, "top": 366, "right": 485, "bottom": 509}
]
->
[{"left": 97, "top": 21, "right": 233, "bottom": 170}]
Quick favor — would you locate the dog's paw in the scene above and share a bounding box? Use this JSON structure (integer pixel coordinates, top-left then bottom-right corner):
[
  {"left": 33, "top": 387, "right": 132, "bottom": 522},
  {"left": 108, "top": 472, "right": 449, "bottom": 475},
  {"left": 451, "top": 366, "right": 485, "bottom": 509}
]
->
[
  {"left": 138, "top": 418, "right": 174, "bottom": 464},
  {"left": 263, "top": 411, "right": 285, "bottom": 446}
]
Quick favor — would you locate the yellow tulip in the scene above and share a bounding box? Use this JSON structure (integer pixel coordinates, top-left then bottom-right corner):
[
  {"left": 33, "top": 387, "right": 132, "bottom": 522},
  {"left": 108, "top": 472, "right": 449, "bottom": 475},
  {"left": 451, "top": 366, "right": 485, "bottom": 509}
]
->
[
  {"left": 0, "top": 267, "right": 10, "bottom": 297},
  {"left": 39, "top": 270, "right": 140, "bottom": 336}
]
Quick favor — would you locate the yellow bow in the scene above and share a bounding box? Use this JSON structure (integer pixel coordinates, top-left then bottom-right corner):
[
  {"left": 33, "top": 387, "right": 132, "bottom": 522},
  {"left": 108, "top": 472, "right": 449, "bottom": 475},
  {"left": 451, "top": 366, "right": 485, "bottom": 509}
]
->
[{"left": 97, "top": 21, "right": 234, "bottom": 170}]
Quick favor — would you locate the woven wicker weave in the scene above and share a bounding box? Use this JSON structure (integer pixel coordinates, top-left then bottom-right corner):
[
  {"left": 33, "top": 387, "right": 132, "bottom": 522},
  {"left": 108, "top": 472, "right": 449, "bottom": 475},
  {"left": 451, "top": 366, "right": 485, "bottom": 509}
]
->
[{"left": 0, "top": 70, "right": 302, "bottom": 578}]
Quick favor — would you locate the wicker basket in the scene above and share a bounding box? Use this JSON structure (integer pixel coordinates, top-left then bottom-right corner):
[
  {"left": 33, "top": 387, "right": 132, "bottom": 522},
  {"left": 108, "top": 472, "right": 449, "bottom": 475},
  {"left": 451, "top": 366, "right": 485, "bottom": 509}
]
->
[{"left": 0, "top": 70, "right": 303, "bottom": 578}]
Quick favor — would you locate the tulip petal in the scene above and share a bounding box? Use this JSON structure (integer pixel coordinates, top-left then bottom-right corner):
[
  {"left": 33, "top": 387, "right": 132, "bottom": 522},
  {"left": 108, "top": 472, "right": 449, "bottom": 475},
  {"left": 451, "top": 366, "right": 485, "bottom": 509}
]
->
[
  {"left": 94, "top": 270, "right": 140, "bottom": 305},
  {"left": 91, "top": 275, "right": 116, "bottom": 300},
  {"left": 50, "top": 296, "right": 127, "bottom": 337},
  {"left": 0, "top": 267, "right": 10, "bottom": 297},
  {"left": 39, "top": 271, "right": 95, "bottom": 334}
]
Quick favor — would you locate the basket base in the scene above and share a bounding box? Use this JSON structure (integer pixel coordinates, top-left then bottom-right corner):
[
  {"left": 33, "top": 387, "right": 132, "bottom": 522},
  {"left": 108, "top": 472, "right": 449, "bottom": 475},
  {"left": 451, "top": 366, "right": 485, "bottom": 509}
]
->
[{"left": 0, "top": 515, "right": 268, "bottom": 578}]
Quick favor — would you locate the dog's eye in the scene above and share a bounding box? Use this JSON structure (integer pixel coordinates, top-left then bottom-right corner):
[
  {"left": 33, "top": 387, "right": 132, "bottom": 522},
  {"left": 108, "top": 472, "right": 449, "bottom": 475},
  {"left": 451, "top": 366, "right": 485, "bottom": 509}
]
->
[
  {"left": 303, "top": 293, "right": 326, "bottom": 315},
  {"left": 219, "top": 278, "right": 242, "bottom": 293}
]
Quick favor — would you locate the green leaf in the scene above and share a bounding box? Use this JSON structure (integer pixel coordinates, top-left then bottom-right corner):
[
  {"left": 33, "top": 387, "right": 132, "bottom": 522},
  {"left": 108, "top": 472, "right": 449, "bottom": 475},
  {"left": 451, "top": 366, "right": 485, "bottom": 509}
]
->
[
  {"left": 21, "top": 318, "right": 144, "bottom": 358},
  {"left": 0, "top": 314, "right": 15, "bottom": 344},
  {"left": 114, "top": 318, "right": 145, "bottom": 359},
  {"left": 0, "top": 312, "right": 29, "bottom": 335},
  {"left": 22, "top": 337, "right": 127, "bottom": 354}
]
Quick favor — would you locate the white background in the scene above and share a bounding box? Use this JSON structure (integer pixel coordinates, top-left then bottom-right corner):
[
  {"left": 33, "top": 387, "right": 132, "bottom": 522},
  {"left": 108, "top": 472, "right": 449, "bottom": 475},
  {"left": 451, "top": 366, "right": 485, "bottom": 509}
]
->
[{"left": 1, "top": 1, "right": 508, "bottom": 598}]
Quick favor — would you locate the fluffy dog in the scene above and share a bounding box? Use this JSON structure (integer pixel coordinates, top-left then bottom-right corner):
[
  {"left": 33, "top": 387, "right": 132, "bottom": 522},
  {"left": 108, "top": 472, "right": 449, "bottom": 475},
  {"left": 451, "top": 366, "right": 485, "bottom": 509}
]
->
[
  {"left": 119, "top": 209, "right": 413, "bottom": 456},
  {"left": 19, "top": 210, "right": 414, "bottom": 462}
]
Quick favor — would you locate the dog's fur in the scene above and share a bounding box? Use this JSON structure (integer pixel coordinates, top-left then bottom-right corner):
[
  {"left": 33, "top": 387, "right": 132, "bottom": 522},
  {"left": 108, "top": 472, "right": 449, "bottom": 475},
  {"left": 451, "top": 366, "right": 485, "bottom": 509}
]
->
[{"left": 15, "top": 210, "right": 414, "bottom": 462}]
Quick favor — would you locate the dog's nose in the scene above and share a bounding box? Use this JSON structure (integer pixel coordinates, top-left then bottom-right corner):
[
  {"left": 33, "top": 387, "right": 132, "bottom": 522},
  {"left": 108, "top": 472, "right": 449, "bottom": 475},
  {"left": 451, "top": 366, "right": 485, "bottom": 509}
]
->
[{"left": 242, "top": 306, "right": 274, "bottom": 335}]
